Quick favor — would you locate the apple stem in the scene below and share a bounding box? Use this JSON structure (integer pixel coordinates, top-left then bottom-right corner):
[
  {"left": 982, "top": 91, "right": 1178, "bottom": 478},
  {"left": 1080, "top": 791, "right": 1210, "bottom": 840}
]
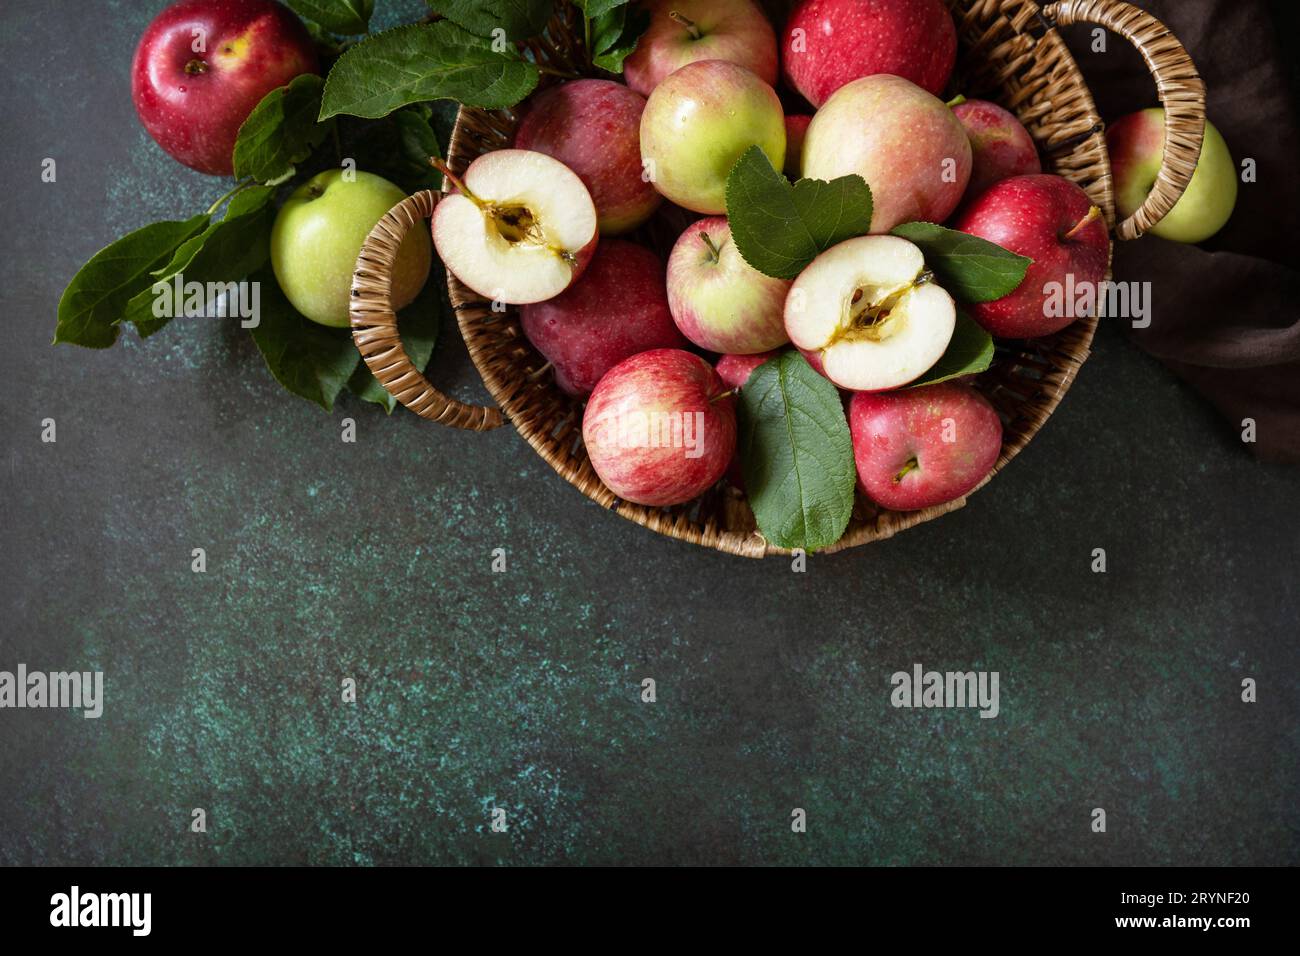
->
[
  {"left": 431, "top": 158, "right": 482, "bottom": 206},
  {"left": 946, "top": 94, "right": 966, "bottom": 109},
  {"left": 668, "top": 11, "right": 702, "bottom": 40},
  {"left": 699, "top": 231, "right": 722, "bottom": 263},
  {"left": 1062, "top": 205, "right": 1102, "bottom": 241},
  {"left": 709, "top": 388, "right": 737, "bottom": 404},
  {"left": 204, "top": 178, "right": 255, "bottom": 216},
  {"left": 894, "top": 457, "right": 920, "bottom": 483}
]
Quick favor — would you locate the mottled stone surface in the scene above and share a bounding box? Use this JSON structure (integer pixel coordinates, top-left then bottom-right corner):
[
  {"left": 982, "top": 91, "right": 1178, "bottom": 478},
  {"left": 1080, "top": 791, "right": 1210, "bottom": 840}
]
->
[{"left": 0, "top": 1, "right": 1296, "bottom": 866}]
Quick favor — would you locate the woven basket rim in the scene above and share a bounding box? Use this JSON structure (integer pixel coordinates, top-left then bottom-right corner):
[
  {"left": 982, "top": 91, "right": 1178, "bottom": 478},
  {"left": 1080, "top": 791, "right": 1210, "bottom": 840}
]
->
[{"left": 434, "top": 0, "right": 1177, "bottom": 557}]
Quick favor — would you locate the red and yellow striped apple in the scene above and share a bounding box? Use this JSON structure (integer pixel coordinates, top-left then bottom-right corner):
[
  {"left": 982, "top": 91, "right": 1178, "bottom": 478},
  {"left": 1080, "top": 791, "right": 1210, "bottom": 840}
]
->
[
  {"left": 624, "top": 0, "right": 778, "bottom": 97},
  {"left": 802, "top": 75, "right": 971, "bottom": 232},
  {"left": 640, "top": 60, "right": 786, "bottom": 215},
  {"left": 583, "top": 350, "right": 736, "bottom": 507},
  {"left": 666, "top": 216, "right": 791, "bottom": 353}
]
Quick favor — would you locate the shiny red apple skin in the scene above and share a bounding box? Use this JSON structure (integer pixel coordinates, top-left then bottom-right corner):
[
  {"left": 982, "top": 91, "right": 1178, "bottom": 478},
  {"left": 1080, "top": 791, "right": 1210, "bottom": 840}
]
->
[
  {"left": 952, "top": 99, "right": 1042, "bottom": 197},
  {"left": 131, "top": 0, "right": 319, "bottom": 176},
  {"left": 849, "top": 383, "right": 1002, "bottom": 511},
  {"left": 521, "top": 241, "right": 688, "bottom": 397},
  {"left": 952, "top": 174, "right": 1110, "bottom": 339},
  {"left": 782, "top": 0, "right": 956, "bottom": 107},
  {"left": 583, "top": 350, "right": 736, "bottom": 507},
  {"left": 514, "top": 79, "right": 661, "bottom": 236},
  {"left": 716, "top": 351, "right": 779, "bottom": 390}
]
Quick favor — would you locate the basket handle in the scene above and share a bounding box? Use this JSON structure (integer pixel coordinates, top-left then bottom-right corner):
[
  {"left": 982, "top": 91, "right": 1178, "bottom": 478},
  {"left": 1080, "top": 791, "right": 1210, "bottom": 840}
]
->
[
  {"left": 350, "top": 190, "right": 504, "bottom": 430},
  {"left": 1039, "top": 0, "right": 1206, "bottom": 240}
]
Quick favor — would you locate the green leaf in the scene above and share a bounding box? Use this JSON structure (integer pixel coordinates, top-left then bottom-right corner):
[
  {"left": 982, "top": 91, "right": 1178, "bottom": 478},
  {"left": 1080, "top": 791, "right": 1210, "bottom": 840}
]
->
[
  {"left": 426, "top": 0, "right": 553, "bottom": 41},
  {"left": 576, "top": 0, "right": 628, "bottom": 17},
  {"left": 390, "top": 107, "right": 445, "bottom": 190},
  {"left": 725, "top": 146, "right": 874, "bottom": 280},
  {"left": 907, "top": 310, "right": 994, "bottom": 388},
  {"left": 286, "top": 0, "right": 373, "bottom": 35},
  {"left": 738, "top": 351, "right": 857, "bottom": 552},
  {"left": 122, "top": 187, "right": 276, "bottom": 338},
  {"left": 590, "top": 3, "right": 649, "bottom": 73},
  {"left": 54, "top": 214, "right": 211, "bottom": 348},
  {"left": 319, "top": 22, "right": 540, "bottom": 120},
  {"left": 233, "top": 75, "right": 333, "bottom": 185},
  {"left": 347, "top": 273, "right": 443, "bottom": 412},
  {"left": 249, "top": 266, "right": 360, "bottom": 410},
  {"left": 890, "top": 221, "right": 1031, "bottom": 303}
]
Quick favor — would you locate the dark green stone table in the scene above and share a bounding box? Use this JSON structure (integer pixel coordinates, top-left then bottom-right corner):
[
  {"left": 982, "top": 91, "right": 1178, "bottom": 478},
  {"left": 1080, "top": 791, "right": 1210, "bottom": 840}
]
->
[{"left": 0, "top": 0, "right": 1295, "bottom": 865}]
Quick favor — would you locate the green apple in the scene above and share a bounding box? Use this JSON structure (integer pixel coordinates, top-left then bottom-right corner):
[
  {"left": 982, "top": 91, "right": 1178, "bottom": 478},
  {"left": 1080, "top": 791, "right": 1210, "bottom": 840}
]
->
[
  {"left": 640, "top": 59, "right": 785, "bottom": 214},
  {"left": 271, "top": 170, "right": 431, "bottom": 327},
  {"left": 1107, "top": 109, "right": 1237, "bottom": 243}
]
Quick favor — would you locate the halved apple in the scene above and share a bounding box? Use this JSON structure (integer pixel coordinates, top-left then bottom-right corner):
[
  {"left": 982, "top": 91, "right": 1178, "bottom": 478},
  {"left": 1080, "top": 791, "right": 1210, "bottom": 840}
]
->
[
  {"left": 784, "top": 236, "right": 955, "bottom": 391},
  {"left": 431, "top": 149, "right": 599, "bottom": 305}
]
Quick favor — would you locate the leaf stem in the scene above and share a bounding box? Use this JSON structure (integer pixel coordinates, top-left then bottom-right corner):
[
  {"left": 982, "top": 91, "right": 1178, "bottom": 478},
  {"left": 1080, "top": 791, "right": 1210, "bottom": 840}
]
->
[{"left": 205, "top": 178, "right": 256, "bottom": 216}]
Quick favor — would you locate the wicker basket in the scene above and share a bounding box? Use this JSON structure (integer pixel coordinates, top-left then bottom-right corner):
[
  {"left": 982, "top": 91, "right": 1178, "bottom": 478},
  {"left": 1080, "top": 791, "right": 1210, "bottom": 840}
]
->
[{"left": 350, "top": 0, "right": 1205, "bottom": 557}]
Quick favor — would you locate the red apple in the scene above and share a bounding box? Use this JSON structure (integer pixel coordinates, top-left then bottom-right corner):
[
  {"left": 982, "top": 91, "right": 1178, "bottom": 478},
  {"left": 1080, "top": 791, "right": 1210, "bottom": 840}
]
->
[
  {"left": 716, "top": 351, "right": 779, "bottom": 390},
  {"left": 802, "top": 74, "right": 971, "bottom": 232},
  {"left": 952, "top": 174, "right": 1110, "bottom": 339},
  {"left": 782, "top": 0, "right": 956, "bottom": 107},
  {"left": 131, "top": 0, "right": 318, "bottom": 176},
  {"left": 849, "top": 383, "right": 1002, "bottom": 511},
  {"left": 514, "top": 79, "right": 661, "bottom": 236},
  {"left": 624, "top": 0, "right": 778, "bottom": 98},
  {"left": 666, "top": 216, "right": 791, "bottom": 353},
  {"left": 783, "top": 114, "right": 812, "bottom": 179},
  {"left": 583, "top": 349, "right": 736, "bottom": 507},
  {"left": 715, "top": 351, "right": 778, "bottom": 488},
  {"left": 952, "top": 98, "right": 1042, "bottom": 198},
  {"left": 521, "top": 240, "right": 688, "bottom": 397}
]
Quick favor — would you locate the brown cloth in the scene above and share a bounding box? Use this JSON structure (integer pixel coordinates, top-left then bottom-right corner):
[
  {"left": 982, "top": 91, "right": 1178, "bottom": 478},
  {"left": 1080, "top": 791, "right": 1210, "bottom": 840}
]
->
[{"left": 1058, "top": 0, "right": 1300, "bottom": 462}]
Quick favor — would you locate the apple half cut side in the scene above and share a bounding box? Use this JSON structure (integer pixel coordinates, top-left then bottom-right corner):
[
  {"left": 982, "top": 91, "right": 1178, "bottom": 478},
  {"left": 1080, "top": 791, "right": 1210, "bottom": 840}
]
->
[
  {"left": 784, "top": 236, "right": 956, "bottom": 392},
  {"left": 432, "top": 149, "right": 599, "bottom": 305}
]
